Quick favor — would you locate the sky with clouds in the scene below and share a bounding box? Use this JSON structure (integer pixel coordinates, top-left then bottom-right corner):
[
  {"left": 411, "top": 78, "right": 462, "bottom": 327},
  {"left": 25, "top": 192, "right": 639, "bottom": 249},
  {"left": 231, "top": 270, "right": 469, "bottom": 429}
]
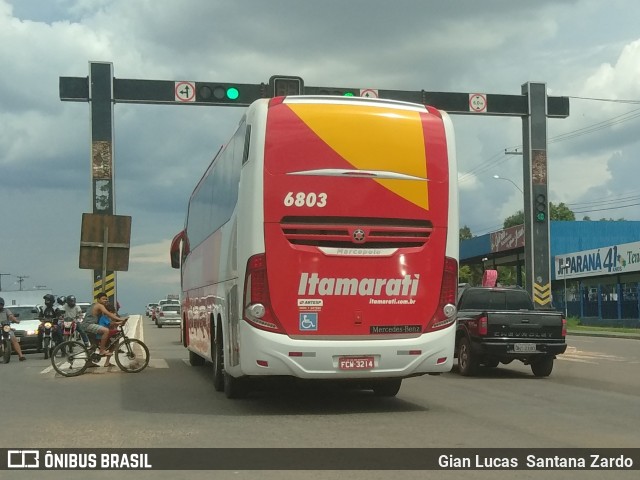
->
[{"left": 1, "top": 0, "right": 639, "bottom": 310}]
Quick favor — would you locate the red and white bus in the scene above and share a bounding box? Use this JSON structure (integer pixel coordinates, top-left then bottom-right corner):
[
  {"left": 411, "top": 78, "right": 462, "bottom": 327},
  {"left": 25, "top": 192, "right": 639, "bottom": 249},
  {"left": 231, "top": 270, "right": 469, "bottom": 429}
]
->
[{"left": 170, "top": 95, "right": 459, "bottom": 398}]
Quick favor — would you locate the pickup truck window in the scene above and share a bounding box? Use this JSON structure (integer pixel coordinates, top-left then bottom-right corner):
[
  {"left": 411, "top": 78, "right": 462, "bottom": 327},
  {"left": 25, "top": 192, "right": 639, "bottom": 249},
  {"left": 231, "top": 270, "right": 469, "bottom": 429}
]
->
[{"left": 458, "top": 289, "right": 533, "bottom": 311}]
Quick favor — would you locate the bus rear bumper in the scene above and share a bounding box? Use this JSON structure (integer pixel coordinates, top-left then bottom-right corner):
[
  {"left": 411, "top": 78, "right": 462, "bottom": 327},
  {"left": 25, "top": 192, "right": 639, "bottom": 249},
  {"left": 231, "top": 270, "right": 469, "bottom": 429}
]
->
[{"left": 235, "top": 321, "right": 455, "bottom": 379}]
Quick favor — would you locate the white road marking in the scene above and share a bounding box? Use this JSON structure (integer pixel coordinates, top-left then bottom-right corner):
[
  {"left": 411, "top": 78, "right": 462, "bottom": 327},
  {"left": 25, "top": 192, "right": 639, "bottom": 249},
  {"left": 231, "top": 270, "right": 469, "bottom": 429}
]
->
[
  {"left": 42, "top": 358, "right": 170, "bottom": 375},
  {"left": 558, "top": 346, "right": 628, "bottom": 365}
]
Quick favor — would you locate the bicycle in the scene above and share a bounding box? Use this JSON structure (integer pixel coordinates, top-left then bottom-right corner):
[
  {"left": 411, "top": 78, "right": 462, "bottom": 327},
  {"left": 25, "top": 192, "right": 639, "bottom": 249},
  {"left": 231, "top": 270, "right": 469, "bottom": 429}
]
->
[{"left": 50, "top": 318, "right": 150, "bottom": 377}]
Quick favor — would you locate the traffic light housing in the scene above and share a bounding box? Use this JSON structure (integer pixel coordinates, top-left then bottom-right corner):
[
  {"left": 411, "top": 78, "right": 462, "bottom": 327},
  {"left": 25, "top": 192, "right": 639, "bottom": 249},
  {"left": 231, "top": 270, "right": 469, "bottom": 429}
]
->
[
  {"left": 315, "top": 87, "right": 357, "bottom": 96},
  {"left": 270, "top": 76, "right": 304, "bottom": 97},
  {"left": 535, "top": 193, "right": 547, "bottom": 222},
  {"left": 195, "top": 83, "right": 266, "bottom": 105}
]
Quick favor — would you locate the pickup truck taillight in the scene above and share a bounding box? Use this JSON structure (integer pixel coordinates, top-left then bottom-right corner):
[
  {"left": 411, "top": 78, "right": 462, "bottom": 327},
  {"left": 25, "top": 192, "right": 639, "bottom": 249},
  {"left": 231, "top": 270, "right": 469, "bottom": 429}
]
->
[
  {"left": 478, "top": 315, "right": 488, "bottom": 336},
  {"left": 426, "top": 256, "right": 458, "bottom": 332},
  {"left": 561, "top": 316, "right": 567, "bottom": 337}
]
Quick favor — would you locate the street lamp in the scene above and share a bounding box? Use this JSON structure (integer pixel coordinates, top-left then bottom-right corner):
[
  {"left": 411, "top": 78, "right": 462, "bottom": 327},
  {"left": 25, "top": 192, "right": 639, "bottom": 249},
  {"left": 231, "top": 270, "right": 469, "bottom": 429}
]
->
[{"left": 493, "top": 174, "right": 523, "bottom": 194}]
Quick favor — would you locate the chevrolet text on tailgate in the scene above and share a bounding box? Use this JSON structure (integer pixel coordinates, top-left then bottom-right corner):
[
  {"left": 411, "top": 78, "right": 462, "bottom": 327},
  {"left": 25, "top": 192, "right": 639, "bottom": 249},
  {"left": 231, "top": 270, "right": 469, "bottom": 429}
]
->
[
  {"left": 170, "top": 95, "right": 459, "bottom": 399},
  {"left": 455, "top": 285, "right": 567, "bottom": 377}
]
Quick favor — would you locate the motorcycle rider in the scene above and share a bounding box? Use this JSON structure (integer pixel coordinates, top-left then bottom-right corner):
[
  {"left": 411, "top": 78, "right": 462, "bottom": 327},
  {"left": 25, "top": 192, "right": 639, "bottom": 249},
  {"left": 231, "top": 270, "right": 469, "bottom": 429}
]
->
[
  {"left": 38, "top": 294, "right": 63, "bottom": 352},
  {"left": 61, "top": 295, "right": 90, "bottom": 347},
  {"left": 0, "top": 297, "right": 27, "bottom": 361}
]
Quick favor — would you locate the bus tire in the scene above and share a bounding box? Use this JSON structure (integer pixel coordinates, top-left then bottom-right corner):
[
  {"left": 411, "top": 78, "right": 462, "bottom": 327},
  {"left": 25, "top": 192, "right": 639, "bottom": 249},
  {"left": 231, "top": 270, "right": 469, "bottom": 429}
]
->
[
  {"left": 224, "top": 371, "right": 248, "bottom": 399},
  {"left": 212, "top": 329, "right": 224, "bottom": 392},
  {"left": 372, "top": 378, "right": 402, "bottom": 397},
  {"left": 188, "top": 350, "right": 205, "bottom": 367}
]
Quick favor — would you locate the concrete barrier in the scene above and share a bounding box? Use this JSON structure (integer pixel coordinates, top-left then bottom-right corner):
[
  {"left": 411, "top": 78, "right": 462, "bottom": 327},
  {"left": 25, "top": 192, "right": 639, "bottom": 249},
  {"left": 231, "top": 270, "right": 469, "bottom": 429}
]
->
[{"left": 124, "top": 314, "right": 143, "bottom": 342}]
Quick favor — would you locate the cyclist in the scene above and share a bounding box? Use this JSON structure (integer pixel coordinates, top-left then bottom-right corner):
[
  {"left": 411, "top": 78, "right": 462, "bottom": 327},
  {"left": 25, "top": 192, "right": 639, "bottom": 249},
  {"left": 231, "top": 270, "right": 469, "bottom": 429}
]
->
[
  {"left": 80, "top": 292, "right": 127, "bottom": 356},
  {"left": 61, "top": 295, "right": 90, "bottom": 348},
  {"left": 0, "top": 297, "right": 27, "bottom": 361},
  {"left": 96, "top": 302, "right": 121, "bottom": 367}
]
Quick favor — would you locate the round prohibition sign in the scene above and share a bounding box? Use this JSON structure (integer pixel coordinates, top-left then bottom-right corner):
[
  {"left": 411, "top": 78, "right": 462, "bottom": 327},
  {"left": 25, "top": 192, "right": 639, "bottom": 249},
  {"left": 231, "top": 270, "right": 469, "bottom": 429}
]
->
[
  {"left": 469, "top": 93, "right": 487, "bottom": 113},
  {"left": 175, "top": 81, "right": 196, "bottom": 102}
]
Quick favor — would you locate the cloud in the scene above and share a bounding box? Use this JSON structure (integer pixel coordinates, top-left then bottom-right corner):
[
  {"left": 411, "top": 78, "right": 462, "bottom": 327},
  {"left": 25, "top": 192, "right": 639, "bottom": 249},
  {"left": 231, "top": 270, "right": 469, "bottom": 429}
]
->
[{"left": 1, "top": 0, "right": 640, "bottom": 310}]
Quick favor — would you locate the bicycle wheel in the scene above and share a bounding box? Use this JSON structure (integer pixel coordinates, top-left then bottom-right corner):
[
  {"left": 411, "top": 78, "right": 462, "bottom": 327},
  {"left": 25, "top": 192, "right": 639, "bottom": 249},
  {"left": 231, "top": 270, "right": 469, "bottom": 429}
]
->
[
  {"left": 51, "top": 341, "right": 90, "bottom": 377},
  {"left": 114, "top": 338, "right": 150, "bottom": 373}
]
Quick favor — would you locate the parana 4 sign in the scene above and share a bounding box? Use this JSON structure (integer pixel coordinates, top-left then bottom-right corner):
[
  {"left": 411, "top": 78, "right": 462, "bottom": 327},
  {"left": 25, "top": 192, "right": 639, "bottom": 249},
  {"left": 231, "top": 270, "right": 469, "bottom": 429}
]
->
[{"left": 555, "top": 240, "right": 640, "bottom": 279}]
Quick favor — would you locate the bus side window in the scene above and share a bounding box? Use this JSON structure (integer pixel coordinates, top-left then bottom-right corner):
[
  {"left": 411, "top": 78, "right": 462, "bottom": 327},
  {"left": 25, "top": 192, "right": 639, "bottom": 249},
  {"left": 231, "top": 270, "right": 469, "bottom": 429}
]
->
[{"left": 242, "top": 125, "right": 251, "bottom": 165}]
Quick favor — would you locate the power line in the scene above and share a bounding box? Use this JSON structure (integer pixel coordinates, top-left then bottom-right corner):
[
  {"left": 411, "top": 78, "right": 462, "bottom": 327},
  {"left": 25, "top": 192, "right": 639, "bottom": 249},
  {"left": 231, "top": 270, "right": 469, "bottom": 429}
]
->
[
  {"left": 572, "top": 202, "right": 640, "bottom": 214},
  {"left": 567, "top": 192, "right": 640, "bottom": 208},
  {"left": 568, "top": 96, "right": 640, "bottom": 104},
  {"left": 461, "top": 103, "right": 640, "bottom": 186},
  {"left": 549, "top": 108, "right": 640, "bottom": 144}
]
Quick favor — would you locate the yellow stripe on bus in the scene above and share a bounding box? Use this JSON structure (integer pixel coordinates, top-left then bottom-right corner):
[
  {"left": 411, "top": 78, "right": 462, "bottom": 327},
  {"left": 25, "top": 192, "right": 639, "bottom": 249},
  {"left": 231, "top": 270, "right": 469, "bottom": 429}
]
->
[{"left": 289, "top": 104, "right": 429, "bottom": 210}]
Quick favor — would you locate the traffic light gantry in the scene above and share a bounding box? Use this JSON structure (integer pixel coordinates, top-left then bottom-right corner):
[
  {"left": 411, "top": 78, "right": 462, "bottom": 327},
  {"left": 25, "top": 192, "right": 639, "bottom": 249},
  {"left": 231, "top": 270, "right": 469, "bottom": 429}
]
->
[{"left": 60, "top": 62, "right": 569, "bottom": 308}]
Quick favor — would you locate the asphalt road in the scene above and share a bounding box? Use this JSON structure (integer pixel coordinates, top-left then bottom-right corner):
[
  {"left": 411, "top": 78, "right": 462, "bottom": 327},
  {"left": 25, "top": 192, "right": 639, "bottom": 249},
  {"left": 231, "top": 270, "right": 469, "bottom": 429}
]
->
[{"left": 2, "top": 317, "right": 639, "bottom": 480}]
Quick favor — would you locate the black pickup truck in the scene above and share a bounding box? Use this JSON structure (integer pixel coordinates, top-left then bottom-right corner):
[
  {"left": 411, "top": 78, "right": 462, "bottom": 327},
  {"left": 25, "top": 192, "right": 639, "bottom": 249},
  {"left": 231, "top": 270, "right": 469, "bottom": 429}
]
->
[{"left": 455, "top": 286, "right": 567, "bottom": 377}]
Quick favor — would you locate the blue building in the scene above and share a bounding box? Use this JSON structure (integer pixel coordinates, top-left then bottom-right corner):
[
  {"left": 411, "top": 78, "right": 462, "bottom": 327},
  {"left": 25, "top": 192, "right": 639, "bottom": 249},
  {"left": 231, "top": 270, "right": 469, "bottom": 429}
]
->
[{"left": 460, "top": 221, "right": 640, "bottom": 327}]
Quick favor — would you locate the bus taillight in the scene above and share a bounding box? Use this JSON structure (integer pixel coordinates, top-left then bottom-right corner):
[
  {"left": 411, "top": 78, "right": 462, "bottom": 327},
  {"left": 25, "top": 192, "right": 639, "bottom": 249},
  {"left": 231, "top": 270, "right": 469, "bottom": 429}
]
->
[
  {"left": 426, "top": 257, "right": 458, "bottom": 332},
  {"left": 243, "top": 254, "right": 285, "bottom": 334}
]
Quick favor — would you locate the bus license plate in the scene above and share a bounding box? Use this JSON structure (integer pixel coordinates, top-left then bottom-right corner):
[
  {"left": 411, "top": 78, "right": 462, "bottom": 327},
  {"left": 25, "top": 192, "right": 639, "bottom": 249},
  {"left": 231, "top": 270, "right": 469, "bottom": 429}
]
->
[
  {"left": 338, "top": 356, "right": 374, "bottom": 370},
  {"left": 514, "top": 343, "right": 537, "bottom": 353}
]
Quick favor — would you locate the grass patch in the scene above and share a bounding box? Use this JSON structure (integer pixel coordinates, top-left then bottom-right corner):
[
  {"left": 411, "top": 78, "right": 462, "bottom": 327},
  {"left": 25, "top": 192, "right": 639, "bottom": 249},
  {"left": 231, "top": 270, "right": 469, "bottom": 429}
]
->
[{"left": 566, "top": 316, "right": 640, "bottom": 334}]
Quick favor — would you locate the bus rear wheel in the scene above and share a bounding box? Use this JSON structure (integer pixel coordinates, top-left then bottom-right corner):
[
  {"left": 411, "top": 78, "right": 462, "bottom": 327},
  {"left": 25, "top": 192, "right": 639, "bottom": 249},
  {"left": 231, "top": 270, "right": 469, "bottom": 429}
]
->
[
  {"left": 224, "top": 371, "right": 249, "bottom": 399},
  {"left": 212, "top": 331, "right": 224, "bottom": 392}
]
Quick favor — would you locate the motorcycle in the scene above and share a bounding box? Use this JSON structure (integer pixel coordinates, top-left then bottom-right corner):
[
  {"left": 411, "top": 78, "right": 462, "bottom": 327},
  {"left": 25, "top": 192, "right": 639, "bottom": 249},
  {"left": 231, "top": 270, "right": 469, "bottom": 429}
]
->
[
  {"left": 40, "top": 321, "right": 56, "bottom": 360},
  {"left": 1, "top": 323, "right": 12, "bottom": 364},
  {"left": 61, "top": 317, "right": 77, "bottom": 353}
]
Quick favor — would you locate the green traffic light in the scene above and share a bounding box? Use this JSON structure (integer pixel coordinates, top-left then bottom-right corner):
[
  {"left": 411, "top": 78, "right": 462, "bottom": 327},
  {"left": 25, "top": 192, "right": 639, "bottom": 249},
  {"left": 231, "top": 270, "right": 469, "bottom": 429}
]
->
[
  {"left": 343, "top": 92, "right": 355, "bottom": 96},
  {"left": 226, "top": 87, "right": 239, "bottom": 100},
  {"left": 536, "top": 212, "right": 546, "bottom": 222}
]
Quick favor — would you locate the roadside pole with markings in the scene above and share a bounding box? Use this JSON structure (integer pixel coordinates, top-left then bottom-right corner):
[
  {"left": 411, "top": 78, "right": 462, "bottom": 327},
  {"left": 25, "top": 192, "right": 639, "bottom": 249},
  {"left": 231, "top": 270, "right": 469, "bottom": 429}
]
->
[{"left": 60, "top": 62, "right": 569, "bottom": 309}]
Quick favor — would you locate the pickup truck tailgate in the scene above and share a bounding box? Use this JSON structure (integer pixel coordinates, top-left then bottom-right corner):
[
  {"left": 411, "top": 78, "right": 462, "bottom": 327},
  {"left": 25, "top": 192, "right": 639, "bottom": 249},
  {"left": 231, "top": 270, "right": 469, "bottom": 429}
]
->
[{"left": 485, "top": 310, "right": 565, "bottom": 340}]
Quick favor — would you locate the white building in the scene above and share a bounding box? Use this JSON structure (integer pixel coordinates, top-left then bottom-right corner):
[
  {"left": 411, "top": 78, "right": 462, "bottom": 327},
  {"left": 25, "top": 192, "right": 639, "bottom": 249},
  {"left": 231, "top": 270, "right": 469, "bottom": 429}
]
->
[{"left": 0, "top": 289, "right": 53, "bottom": 306}]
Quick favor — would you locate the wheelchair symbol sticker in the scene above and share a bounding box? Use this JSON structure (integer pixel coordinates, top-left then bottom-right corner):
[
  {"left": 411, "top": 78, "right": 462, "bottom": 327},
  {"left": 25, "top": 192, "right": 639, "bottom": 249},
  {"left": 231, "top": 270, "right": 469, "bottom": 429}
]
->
[{"left": 299, "top": 312, "right": 318, "bottom": 331}]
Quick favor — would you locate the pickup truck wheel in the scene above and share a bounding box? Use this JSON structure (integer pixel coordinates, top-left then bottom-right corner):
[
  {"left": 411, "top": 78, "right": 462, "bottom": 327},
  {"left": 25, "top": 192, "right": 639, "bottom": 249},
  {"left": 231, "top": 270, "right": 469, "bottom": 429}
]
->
[
  {"left": 531, "top": 356, "right": 554, "bottom": 377},
  {"left": 458, "top": 337, "right": 478, "bottom": 376},
  {"left": 372, "top": 379, "right": 402, "bottom": 397},
  {"left": 483, "top": 358, "right": 499, "bottom": 368}
]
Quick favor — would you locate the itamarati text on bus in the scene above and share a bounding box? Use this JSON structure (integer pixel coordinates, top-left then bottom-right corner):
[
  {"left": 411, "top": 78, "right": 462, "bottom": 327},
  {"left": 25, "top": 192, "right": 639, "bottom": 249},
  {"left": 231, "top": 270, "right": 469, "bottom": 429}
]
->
[{"left": 170, "top": 94, "right": 459, "bottom": 398}]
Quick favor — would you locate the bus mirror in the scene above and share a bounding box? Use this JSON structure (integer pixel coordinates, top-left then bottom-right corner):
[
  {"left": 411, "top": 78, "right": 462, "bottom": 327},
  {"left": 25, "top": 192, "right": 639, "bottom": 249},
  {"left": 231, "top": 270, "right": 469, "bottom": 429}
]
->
[{"left": 170, "top": 230, "right": 185, "bottom": 269}]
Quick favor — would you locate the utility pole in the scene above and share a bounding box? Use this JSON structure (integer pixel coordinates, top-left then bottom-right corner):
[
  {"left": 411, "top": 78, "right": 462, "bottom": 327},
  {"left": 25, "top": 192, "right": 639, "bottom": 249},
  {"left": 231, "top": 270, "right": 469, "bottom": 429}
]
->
[
  {"left": 0, "top": 273, "right": 10, "bottom": 292},
  {"left": 16, "top": 275, "right": 29, "bottom": 291}
]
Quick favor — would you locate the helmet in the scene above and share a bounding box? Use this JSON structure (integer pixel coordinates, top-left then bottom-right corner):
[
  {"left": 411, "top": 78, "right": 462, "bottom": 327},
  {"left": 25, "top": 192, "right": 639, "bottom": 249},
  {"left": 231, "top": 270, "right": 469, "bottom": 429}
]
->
[
  {"left": 43, "top": 294, "right": 55, "bottom": 305},
  {"left": 57, "top": 296, "right": 66, "bottom": 306},
  {"left": 66, "top": 295, "right": 76, "bottom": 306}
]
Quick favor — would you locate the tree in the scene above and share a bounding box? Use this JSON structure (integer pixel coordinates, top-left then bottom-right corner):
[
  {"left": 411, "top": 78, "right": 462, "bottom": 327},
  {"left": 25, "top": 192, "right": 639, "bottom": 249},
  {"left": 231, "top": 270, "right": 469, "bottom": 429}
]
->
[
  {"left": 503, "top": 202, "right": 576, "bottom": 229},
  {"left": 459, "top": 225, "right": 473, "bottom": 241},
  {"left": 503, "top": 210, "right": 524, "bottom": 228},
  {"left": 549, "top": 202, "right": 575, "bottom": 221},
  {"left": 459, "top": 226, "right": 481, "bottom": 285}
]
